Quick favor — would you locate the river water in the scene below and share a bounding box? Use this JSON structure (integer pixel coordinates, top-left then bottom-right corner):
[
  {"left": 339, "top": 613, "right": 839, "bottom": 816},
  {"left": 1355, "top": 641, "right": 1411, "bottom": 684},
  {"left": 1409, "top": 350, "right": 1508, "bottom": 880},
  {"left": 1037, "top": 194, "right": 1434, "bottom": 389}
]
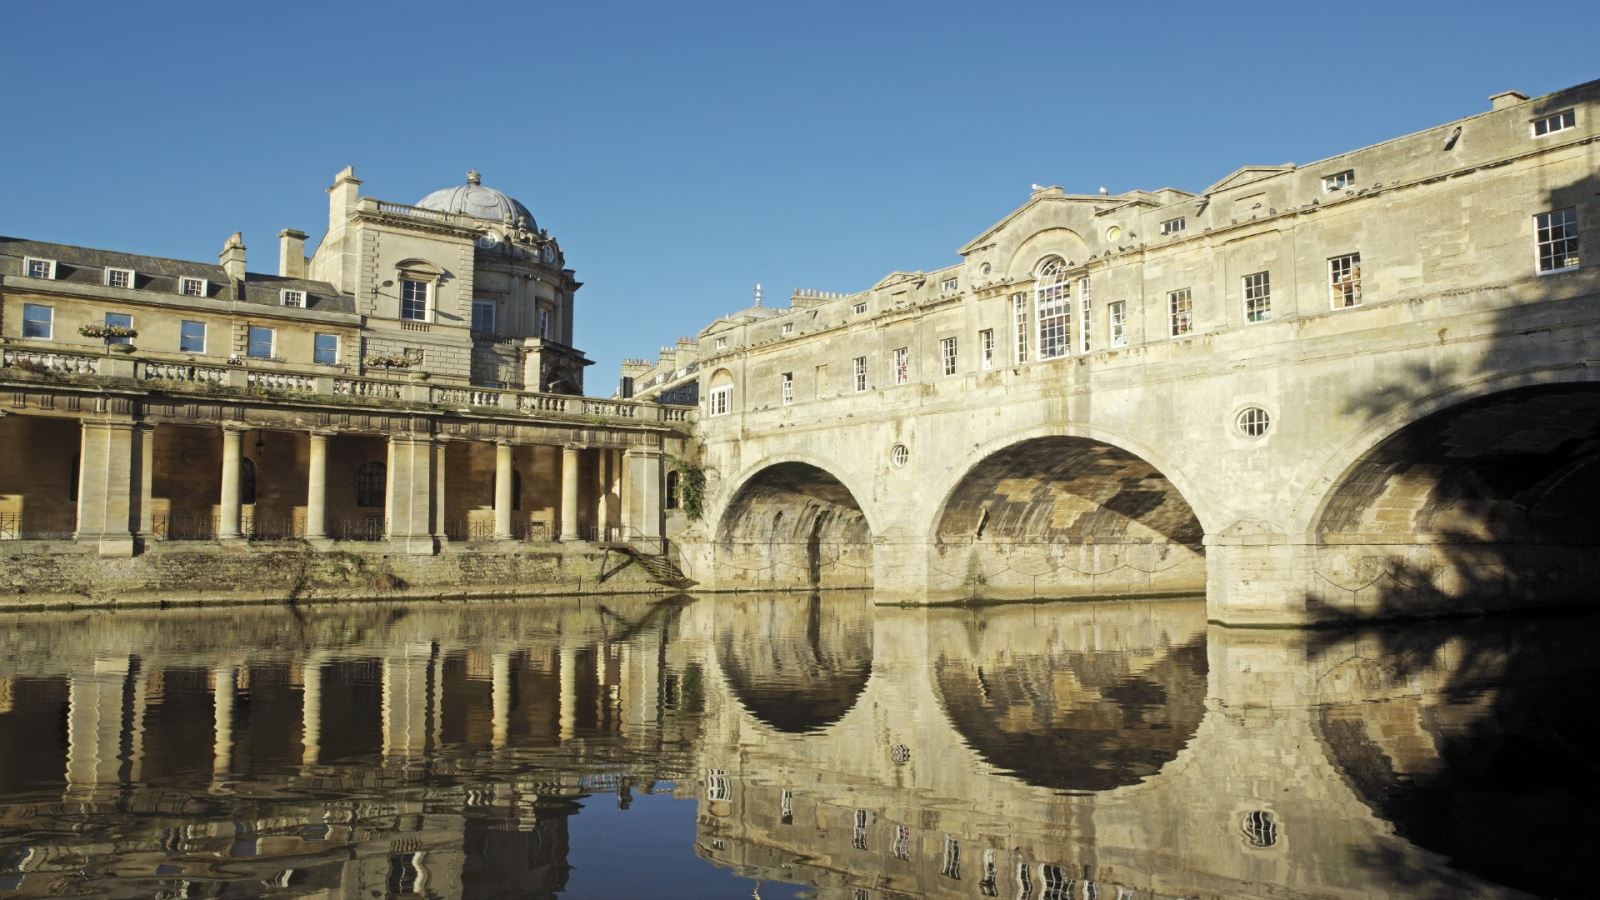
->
[{"left": 0, "top": 593, "right": 1594, "bottom": 898}]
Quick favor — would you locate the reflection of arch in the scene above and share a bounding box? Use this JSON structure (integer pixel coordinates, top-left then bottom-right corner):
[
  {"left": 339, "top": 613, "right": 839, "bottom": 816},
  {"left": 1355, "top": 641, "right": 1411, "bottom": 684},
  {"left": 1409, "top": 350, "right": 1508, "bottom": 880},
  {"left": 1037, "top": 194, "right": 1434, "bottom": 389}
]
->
[
  {"left": 1310, "top": 382, "right": 1600, "bottom": 544},
  {"left": 356, "top": 461, "right": 386, "bottom": 509},
  {"left": 933, "top": 634, "right": 1208, "bottom": 792},
  {"left": 716, "top": 594, "right": 873, "bottom": 734},
  {"left": 1295, "top": 368, "right": 1600, "bottom": 539}
]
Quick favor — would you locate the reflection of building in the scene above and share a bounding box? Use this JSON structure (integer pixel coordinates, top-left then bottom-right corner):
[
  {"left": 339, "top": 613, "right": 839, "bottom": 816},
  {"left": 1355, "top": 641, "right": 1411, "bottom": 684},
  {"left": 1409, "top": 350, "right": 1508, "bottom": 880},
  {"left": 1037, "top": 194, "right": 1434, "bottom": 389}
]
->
[
  {"left": 0, "top": 168, "right": 687, "bottom": 564},
  {"left": 619, "top": 80, "right": 1600, "bottom": 626}
]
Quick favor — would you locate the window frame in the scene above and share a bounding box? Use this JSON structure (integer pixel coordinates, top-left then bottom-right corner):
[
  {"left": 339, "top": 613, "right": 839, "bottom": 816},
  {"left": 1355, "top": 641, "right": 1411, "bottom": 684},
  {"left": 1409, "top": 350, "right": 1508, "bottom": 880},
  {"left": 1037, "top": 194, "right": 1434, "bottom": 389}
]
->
[
  {"left": 471, "top": 298, "right": 497, "bottom": 333},
  {"left": 852, "top": 302, "right": 868, "bottom": 316},
  {"left": 979, "top": 328, "right": 994, "bottom": 370},
  {"left": 246, "top": 325, "right": 276, "bottom": 359},
  {"left": 23, "top": 257, "right": 56, "bottom": 280},
  {"left": 780, "top": 322, "right": 794, "bottom": 336},
  {"left": 1160, "top": 217, "right": 1185, "bottom": 235},
  {"left": 1532, "top": 108, "right": 1576, "bottom": 137},
  {"left": 892, "top": 347, "right": 910, "bottom": 385},
  {"left": 1011, "top": 292, "right": 1029, "bottom": 363},
  {"left": 104, "top": 267, "right": 134, "bottom": 289},
  {"left": 1534, "top": 208, "right": 1580, "bottom": 274},
  {"left": 940, "top": 336, "right": 958, "bottom": 376},
  {"left": 1322, "top": 169, "right": 1356, "bottom": 192},
  {"left": 21, "top": 303, "right": 53, "bottom": 339},
  {"left": 178, "top": 276, "right": 207, "bottom": 298},
  {"left": 780, "top": 372, "right": 794, "bottom": 405},
  {"left": 1109, "top": 300, "right": 1128, "bottom": 347},
  {"left": 940, "top": 276, "right": 959, "bottom": 294},
  {"left": 1328, "top": 253, "right": 1363, "bottom": 308},
  {"left": 1242, "top": 271, "right": 1272, "bottom": 323},
  {"left": 1034, "top": 258, "right": 1073, "bottom": 360},
  {"left": 279, "top": 289, "right": 306, "bottom": 308},
  {"left": 179, "top": 319, "right": 206, "bottom": 354},
  {"left": 102, "top": 312, "right": 133, "bottom": 345},
  {"left": 313, "top": 333, "right": 339, "bottom": 365},
  {"left": 1168, "top": 288, "right": 1194, "bottom": 338},
  {"left": 538, "top": 306, "right": 551, "bottom": 339},
  {"left": 852, "top": 355, "right": 868, "bottom": 392},
  {"left": 399, "top": 278, "right": 431, "bottom": 322},
  {"left": 708, "top": 385, "right": 732, "bottom": 416},
  {"left": 1079, "top": 276, "right": 1092, "bottom": 353}
]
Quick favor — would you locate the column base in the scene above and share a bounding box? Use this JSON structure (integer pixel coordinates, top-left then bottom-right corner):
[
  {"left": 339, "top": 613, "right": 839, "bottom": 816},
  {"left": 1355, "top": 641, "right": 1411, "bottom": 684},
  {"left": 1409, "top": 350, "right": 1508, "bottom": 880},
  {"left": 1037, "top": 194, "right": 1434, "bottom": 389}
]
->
[
  {"left": 77, "top": 533, "right": 135, "bottom": 558},
  {"left": 304, "top": 536, "right": 335, "bottom": 551},
  {"left": 388, "top": 535, "right": 439, "bottom": 556}
]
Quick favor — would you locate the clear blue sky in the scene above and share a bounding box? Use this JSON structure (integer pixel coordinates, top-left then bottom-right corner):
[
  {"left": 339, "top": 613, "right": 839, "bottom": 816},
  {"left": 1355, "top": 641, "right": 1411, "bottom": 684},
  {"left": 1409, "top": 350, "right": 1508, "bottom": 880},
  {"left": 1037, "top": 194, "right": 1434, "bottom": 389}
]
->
[{"left": 3, "top": 1, "right": 1596, "bottom": 393}]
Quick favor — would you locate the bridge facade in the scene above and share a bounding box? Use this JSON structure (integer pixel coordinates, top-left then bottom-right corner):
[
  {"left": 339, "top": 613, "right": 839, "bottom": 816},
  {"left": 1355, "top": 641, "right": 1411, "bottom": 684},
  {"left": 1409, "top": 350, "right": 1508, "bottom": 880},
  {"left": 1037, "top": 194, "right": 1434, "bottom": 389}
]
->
[{"left": 674, "top": 80, "right": 1600, "bottom": 625}]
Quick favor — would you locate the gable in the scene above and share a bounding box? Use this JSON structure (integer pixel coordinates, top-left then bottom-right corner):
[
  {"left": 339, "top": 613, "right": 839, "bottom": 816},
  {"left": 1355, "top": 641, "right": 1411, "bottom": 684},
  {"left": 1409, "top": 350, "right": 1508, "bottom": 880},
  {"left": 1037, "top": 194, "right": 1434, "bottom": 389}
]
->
[{"left": 1204, "top": 164, "right": 1296, "bottom": 195}]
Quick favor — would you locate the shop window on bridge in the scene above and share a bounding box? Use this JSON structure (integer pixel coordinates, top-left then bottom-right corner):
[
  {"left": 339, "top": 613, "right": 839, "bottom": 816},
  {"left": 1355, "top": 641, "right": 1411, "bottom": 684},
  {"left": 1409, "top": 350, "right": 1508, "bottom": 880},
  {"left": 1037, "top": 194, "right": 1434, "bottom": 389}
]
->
[
  {"left": 666, "top": 470, "right": 680, "bottom": 509},
  {"left": 356, "top": 461, "right": 386, "bottom": 508},
  {"left": 892, "top": 347, "right": 910, "bottom": 385},
  {"left": 1079, "top": 276, "right": 1092, "bottom": 353},
  {"left": 1329, "top": 253, "right": 1362, "bottom": 308},
  {"left": 1168, "top": 288, "right": 1193, "bottom": 337},
  {"left": 1012, "top": 293, "right": 1029, "bottom": 363},
  {"left": 1109, "top": 300, "right": 1127, "bottom": 347},
  {"left": 1243, "top": 271, "right": 1271, "bottom": 323},
  {"left": 1535, "top": 208, "right": 1580, "bottom": 273},
  {"left": 1035, "top": 257, "right": 1073, "bottom": 360},
  {"left": 979, "top": 328, "right": 994, "bottom": 369},
  {"left": 853, "top": 356, "right": 868, "bottom": 392}
]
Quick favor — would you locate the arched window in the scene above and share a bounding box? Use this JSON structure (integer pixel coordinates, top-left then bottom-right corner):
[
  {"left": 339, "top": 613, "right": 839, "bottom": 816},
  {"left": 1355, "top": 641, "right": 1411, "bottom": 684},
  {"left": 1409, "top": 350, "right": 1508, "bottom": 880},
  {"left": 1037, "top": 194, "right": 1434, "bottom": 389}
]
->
[
  {"left": 1035, "top": 257, "right": 1073, "bottom": 360},
  {"left": 666, "top": 470, "right": 681, "bottom": 509},
  {"left": 356, "top": 461, "right": 386, "bottom": 508},
  {"left": 240, "top": 458, "right": 257, "bottom": 505},
  {"left": 707, "top": 369, "right": 734, "bottom": 416}
]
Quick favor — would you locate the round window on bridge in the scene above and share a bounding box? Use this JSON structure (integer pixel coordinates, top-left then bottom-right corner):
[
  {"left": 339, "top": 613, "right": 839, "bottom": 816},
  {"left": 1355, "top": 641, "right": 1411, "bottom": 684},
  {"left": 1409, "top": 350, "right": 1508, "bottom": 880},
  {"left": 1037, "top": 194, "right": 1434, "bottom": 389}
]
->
[
  {"left": 890, "top": 444, "right": 910, "bottom": 468},
  {"left": 1236, "top": 407, "right": 1272, "bottom": 438}
]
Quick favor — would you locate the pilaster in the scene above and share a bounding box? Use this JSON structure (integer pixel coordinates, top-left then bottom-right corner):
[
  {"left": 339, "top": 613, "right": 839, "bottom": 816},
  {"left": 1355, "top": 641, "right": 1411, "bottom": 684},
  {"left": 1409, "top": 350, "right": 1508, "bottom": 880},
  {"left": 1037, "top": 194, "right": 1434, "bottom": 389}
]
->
[
  {"left": 75, "top": 418, "right": 139, "bottom": 557},
  {"left": 387, "top": 433, "right": 437, "bottom": 555}
]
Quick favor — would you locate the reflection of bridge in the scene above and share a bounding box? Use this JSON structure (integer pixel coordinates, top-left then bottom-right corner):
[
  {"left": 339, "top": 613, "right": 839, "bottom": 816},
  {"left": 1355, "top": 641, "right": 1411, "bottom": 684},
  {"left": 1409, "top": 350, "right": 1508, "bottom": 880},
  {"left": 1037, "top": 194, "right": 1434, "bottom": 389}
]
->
[
  {"left": 680, "top": 81, "right": 1600, "bottom": 625},
  {"left": 0, "top": 595, "right": 1571, "bottom": 897}
]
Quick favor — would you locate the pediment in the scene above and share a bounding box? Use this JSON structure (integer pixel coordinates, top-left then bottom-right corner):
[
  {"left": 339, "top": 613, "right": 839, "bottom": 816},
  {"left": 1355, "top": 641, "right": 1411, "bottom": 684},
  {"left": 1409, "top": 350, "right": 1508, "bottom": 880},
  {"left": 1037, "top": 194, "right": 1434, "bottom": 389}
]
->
[
  {"left": 872, "top": 271, "right": 924, "bottom": 290},
  {"left": 1204, "top": 165, "right": 1296, "bottom": 195}
]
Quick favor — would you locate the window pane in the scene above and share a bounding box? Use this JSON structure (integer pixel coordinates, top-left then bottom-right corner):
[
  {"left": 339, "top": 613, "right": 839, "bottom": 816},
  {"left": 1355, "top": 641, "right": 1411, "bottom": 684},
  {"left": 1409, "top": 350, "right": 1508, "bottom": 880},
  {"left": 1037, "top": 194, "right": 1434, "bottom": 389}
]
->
[
  {"left": 401, "top": 279, "right": 429, "bottom": 321},
  {"left": 22, "top": 304, "right": 52, "bottom": 338},
  {"left": 247, "top": 326, "right": 274, "bottom": 358},
  {"left": 314, "top": 333, "right": 337, "bottom": 364},
  {"left": 180, "top": 320, "right": 205, "bottom": 353}
]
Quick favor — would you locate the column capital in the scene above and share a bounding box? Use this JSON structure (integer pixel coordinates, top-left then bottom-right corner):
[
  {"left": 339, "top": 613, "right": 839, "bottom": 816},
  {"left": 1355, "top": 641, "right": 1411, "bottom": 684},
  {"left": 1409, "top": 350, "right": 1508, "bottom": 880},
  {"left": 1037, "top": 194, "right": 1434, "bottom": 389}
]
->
[
  {"left": 308, "top": 428, "right": 337, "bottom": 439},
  {"left": 221, "top": 422, "right": 249, "bottom": 434}
]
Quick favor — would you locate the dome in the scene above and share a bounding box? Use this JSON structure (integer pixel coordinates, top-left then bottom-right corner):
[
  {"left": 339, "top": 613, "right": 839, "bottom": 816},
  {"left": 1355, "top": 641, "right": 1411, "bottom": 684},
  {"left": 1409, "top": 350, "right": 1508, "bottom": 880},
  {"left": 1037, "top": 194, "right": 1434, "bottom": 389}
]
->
[{"left": 416, "top": 170, "right": 536, "bottom": 229}]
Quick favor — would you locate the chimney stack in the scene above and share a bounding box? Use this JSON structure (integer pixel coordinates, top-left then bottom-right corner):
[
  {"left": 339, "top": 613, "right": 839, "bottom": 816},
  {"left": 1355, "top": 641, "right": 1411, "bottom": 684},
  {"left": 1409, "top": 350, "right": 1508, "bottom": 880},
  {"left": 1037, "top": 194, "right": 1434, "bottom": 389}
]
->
[
  {"left": 327, "top": 165, "right": 361, "bottom": 227},
  {"left": 219, "top": 232, "right": 247, "bottom": 281},
  {"left": 278, "top": 228, "right": 307, "bottom": 278},
  {"left": 1489, "top": 90, "right": 1528, "bottom": 111}
]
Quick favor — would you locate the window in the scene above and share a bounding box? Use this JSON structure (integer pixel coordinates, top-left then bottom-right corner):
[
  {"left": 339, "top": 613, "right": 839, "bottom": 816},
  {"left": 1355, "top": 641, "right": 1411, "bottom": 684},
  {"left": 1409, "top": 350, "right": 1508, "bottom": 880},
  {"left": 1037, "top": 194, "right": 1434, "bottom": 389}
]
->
[
  {"left": 979, "top": 328, "right": 994, "bottom": 369},
  {"left": 1322, "top": 169, "right": 1356, "bottom": 192},
  {"left": 472, "top": 299, "right": 496, "bottom": 333},
  {"left": 1160, "top": 217, "right": 1185, "bottom": 235},
  {"left": 314, "top": 333, "right": 338, "bottom": 365},
  {"left": 1168, "top": 288, "right": 1193, "bottom": 337},
  {"left": 1532, "top": 108, "right": 1575, "bottom": 137},
  {"left": 892, "top": 347, "right": 910, "bottom": 385},
  {"left": 708, "top": 385, "right": 732, "bottom": 416},
  {"left": 103, "top": 312, "right": 132, "bottom": 345},
  {"left": 1237, "top": 407, "right": 1272, "bottom": 437},
  {"left": 1108, "top": 300, "right": 1127, "bottom": 348},
  {"left": 780, "top": 372, "right": 793, "bottom": 405},
  {"left": 179, "top": 277, "right": 207, "bottom": 297},
  {"left": 940, "top": 276, "right": 959, "bottom": 293},
  {"left": 890, "top": 444, "right": 909, "bottom": 467},
  {"left": 1243, "top": 271, "right": 1271, "bottom": 322},
  {"left": 356, "top": 461, "right": 386, "bottom": 508},
  {"left": 105, "top": 267, "right": 133, "bottom": 289},
  {"left": 853, "top": 302, "right": 868, "bottom": 315},
  {"left": 399, "top": 278, "right": 429, "bottom": 321},
  {"left": 1011, "top": 292, "right": 1029, "bottom": 363},
  {"left": 538, "top": 307, "right": 551, "bottom": 339},
  {"left": 24, "top": 257, "right": 56, "bottom": 279},
  {"left": 853, "top": 356, "right": 867, "bottom": 392},
  {"left": 22, "top": 303, "right": 53, "bottom": 339},
  {"left": 665, "top": 470, "right": 680, "bottom": 509},
  {"left": 1079, "top": 276, "right": 1092, "bottom": 353},
  {"left": 1035, "top": 258, "right": 1072, "bottom": 360},
  {"left": 940, "top": 336, "right": 958, "bottom": 375},
  {"left": 781, "top": 322, "right": 794, "bottom": 336},
  {"left": 1535, "top": 208, "right": 1580, "bottom": 273},
  {"left": 715, "top": 337, "right": 728, "bottom": 350},
  {"left": 247, "top": 325, "right": 275, "bottom": 359},
  {"left": 180, "top": 320, "right": 206, "bottom": 353},
  {"left": 1329, "top": 253, "right": 1362, "bottom": 308},
  {"left": 279, "top": 289, "right": 306, "bottom": 308}
]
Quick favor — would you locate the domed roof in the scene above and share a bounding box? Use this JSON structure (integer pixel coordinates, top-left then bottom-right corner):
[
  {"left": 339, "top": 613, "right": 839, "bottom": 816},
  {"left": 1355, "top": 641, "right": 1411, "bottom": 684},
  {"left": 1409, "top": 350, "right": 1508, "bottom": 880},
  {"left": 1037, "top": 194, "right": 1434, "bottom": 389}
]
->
[{"left": 416, "top": 170, "right": 536, "bottom": 228}]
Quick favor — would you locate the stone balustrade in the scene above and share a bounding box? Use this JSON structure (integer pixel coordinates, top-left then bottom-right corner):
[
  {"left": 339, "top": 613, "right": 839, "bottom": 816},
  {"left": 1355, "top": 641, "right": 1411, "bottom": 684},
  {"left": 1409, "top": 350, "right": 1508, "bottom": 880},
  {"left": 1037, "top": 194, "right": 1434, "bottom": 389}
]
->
[{"left": 0, "top": 344, "right": 695, "bottom": 426}]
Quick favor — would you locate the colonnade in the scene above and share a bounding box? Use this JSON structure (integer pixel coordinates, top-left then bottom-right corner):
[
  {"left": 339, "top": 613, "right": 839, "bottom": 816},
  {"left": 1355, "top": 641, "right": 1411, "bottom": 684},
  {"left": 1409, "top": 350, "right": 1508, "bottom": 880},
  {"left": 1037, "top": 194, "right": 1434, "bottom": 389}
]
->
[{"left": 61, "top": 415, "right": 665, "bottom": 556}]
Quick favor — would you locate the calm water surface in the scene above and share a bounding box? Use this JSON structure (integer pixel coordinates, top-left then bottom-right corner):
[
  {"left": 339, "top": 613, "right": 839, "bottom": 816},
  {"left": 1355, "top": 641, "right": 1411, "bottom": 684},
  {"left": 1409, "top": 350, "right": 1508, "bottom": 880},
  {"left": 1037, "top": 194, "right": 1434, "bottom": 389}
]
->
[{"left": 0, "top": 594, "right": 1595, "bottom": 899}]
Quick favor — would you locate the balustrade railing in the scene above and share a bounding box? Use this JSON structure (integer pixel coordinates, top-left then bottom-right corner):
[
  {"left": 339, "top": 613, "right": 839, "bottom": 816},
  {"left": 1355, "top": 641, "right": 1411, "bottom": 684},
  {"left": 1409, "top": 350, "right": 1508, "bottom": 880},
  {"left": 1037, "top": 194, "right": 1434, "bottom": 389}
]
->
[
  {"left": 247, "top": 371, "right": 316, "bottom": 393},
  {"left": 332, "top": 377, "right": 406, "bottom": 400},
  {"left": 2, "top": 348, "right": 99, "bottom": 376},
  {"left": 142, "top": 362, "right": 228, "bottom": 384}
]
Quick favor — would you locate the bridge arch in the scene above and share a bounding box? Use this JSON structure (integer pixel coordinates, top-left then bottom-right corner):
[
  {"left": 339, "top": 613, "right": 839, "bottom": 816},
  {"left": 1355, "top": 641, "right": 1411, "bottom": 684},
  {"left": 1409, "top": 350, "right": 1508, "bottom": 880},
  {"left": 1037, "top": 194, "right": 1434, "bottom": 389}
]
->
[
  {"left": 923, "top": 423, "right": 1214, "bottom": 601},
  {"left": 713, "top": 456, "right": 875, "bottom": 590},
  {"left": 1297, "top": 367, "right": 1600, "bottom": 615}
]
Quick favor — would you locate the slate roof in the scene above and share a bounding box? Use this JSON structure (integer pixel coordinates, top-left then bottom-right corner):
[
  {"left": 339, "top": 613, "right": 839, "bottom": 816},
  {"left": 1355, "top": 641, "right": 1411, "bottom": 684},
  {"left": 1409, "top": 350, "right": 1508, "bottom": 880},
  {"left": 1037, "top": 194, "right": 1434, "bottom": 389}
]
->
[{"left": 0, "top": 236, "right": 355, "bottom": 314}]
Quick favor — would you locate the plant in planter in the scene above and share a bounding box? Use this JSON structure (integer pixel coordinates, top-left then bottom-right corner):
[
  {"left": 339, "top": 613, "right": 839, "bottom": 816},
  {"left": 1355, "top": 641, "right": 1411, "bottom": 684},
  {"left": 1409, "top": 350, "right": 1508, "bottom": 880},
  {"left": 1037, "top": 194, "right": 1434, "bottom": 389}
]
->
[
  {"left": 364, "top": 354, "right": 415, "bottom": 369},
  {"left": 78, "top": 324, "right": 138, "bottom": 340}
]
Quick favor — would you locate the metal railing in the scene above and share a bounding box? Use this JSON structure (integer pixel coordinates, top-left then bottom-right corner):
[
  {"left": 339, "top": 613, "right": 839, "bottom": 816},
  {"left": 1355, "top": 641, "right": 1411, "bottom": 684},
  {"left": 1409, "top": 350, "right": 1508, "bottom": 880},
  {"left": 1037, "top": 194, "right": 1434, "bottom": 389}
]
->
[{"left": 0, "top": 512, "right": 17, "bottom": 541}]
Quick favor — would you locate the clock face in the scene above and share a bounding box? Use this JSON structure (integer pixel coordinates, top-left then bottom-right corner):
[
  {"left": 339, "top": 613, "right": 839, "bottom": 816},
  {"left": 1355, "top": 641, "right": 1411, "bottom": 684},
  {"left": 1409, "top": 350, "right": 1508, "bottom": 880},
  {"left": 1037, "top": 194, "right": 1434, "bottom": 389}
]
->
[
  {"left": 476, "top": 233, "right": 500, "bottom": 250},
  {"left": 541, "top": 245, "right": 554, "bottom": 263}
]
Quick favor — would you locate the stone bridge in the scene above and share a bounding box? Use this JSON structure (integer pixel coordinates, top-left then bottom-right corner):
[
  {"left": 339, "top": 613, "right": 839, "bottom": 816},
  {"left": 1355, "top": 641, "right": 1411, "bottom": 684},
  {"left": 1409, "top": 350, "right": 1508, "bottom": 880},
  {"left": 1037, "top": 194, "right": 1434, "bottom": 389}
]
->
[{"left": 677, "top": 81, "right": 1600, "bottom": 625}]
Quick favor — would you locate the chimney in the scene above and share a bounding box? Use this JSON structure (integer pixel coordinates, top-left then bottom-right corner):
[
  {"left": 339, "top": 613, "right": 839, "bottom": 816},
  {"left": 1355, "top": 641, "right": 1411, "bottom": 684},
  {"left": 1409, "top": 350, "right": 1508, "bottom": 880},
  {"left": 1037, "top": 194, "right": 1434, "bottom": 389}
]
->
[
  {"left": 278, "top": 228, "right": 307, "bottom": 278},
  {"left": 219, "top": 232, "right": 247, "bottom": 281},
  {"left": 327, "top": 164, "right": 361, "bottom": 227},
  {"left": 1490, "top": 90, "right": 1528, "bottom": 111}
]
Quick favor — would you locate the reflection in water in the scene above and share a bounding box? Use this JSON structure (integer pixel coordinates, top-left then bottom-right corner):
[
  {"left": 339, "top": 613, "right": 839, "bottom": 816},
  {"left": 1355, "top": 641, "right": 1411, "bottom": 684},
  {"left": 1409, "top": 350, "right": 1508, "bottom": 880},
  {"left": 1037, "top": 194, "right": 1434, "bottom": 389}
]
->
[{"left": 0, "top": 594, "right": 1592, "bottom": 897}]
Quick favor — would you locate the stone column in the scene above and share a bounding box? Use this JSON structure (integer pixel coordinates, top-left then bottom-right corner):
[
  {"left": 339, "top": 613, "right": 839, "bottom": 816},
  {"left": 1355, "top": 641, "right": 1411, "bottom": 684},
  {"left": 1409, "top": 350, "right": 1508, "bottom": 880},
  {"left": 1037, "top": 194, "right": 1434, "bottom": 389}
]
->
[
  {"left": 301, "top": 653, "right": 324, "bottom": 768},
  {"left": 432, "top": 439, "right": 449, "bottom": 546},
  {"left": 493, "top": 441, "right": 514, "bottom": 541},
  {"left": 560, "top": 445, "right": 581, "bottom": 541},
  {"left": 387, "top": 434, "right": 437, "bottom": 555},
  {"left": 218, "top": 425, "right": 244, "bottom": 540},
  {"left": 491, "top": 650, "right": 512, "bottom": 750},
  {"left": 305, "top": 431, "right": 329, "bottom": 541},
  {"left": 623, "top": 447, "right": 664, "bottom": 543},
  {"left": 134, "top": 424, "right": 154, "bottom": 543},
  {"left": 75, "top": 419, "right": 138, "bottom": 557}
]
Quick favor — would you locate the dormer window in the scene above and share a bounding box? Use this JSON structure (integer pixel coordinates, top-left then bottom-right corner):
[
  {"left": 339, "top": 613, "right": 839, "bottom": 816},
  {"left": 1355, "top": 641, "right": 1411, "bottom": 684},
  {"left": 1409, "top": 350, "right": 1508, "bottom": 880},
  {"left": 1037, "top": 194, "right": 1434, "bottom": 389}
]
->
[
  {"left": 715, "top": 337, "right": 728, "bottom": 350},
  {"left": 853, "top": 302, "right": 868, "bottom": 315},
  {"left": 280, "top": 289, "right": 306, "bottom": 308},
  {"left": 1322, "top": 169, "right": 1356, "bottom": 192},
  {"left": 1161, "top": 217, "right": 1186, "bottom": 235},
  {"left": 179, "top": 277, "right": 207, "bottom": 297},
  {"left": 1532, "top": 108, "right": 1575, "bottom": 137},
  {"left": 400, "top": 278, "right": 430, "bottom": 321},
  {"left": 781, "top": 322, "right": 794, "bottom": 336},
  {"left": 104, "top": 267, "right": 134, "bottom": 289},
  {"left": 940, "top": 277, "right": 959, "bottom": 293},
  {"left": 24, "top": 257, "right": 56, "bottom": 280}
]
